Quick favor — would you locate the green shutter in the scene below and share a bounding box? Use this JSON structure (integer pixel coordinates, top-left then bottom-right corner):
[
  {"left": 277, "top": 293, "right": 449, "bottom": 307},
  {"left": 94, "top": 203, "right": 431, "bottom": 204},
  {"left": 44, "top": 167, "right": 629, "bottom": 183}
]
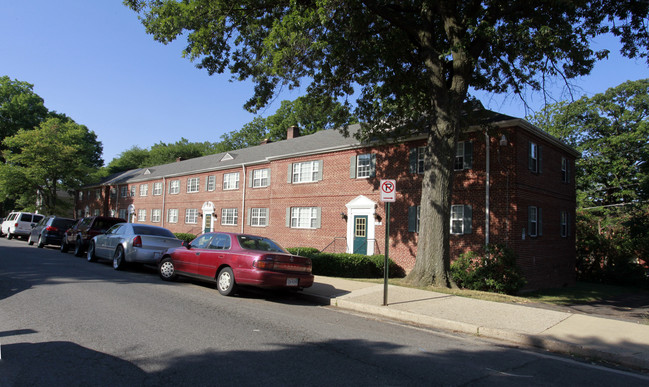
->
[
  {"left": 286, "top": 208, "right": 291, "bottom": 227},
  {"left": 350, "top": 155, "right": 357, "bottom": 178},
  {"left": 287, "top": 164, "right": 293, "bottom": 183},
  {"left": 316, "top": 160, "right": 324, "bottom": 181},
  {"left": 315, "top": 207, "right": 322, "bottom": 229},
  {"left": 408, "top": 206, "right": 418, "bottom": 232}
]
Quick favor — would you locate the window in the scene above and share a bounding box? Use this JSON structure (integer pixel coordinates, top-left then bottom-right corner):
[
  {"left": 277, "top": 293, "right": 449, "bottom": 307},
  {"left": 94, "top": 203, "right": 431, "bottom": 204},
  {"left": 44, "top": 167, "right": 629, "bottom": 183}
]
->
[
  {"left": 561, "top": 157, "right": 570, "bottom": 183},
  {"left": 78, "top": 191, "right": 83, "bottom": 201},
  {"left": 185, "top": 209, "right": 198, "bottom": 224},
  {"left": 528, "top": 206, "right": 543, "bottom": 237},
  {"left": 187, "top": 177, "right": 200, "bottom": 193},
  {"left": 121, "top": 187, "right": 128, "bottom": 197},
  {"left": 560, "top": 210, "right": 569, "bottom": 238},
  {"left": 167, "top": 209, "right": 178, "bottom": 223},
  {"left": 119, "top": 209, "right": 127, "bottom": 219},
  {"left": 251, "top": 168, "right": 270, "bottom": 188},
  {"left": 95, "top": 189, "right": 101, "bottom": 200},
  {"left": 409, "top": 146, "right": 426, "bottom": 174},
  {"left": 350, "top": 154, "right": 376, "bottom": 178},
  {"left": 289, "top": 160, "right": 322, "bottom": 183},
  {"left": 151, "top": 209, "right": 161, "bottom": 223},
  {"left": 93, "top": 209, "right": 100, "bottom": 216},
  {"left": 169, "top": 180, "right": 180, "bottom": 194},
  {"left": 153, "top": 182, "right": 163, "bottom": 196},
  {"left": 137, "top": 209, "right": 146, "bottom": 222},
  {"left": 529, "top": 142, "right": 542, "bottom": 173},
  {"left": 450, "top": 205, "right": 472, "bottom": 235},
  {"left": 209, "top": 233, "right": 231, "bottom": 250},
  {"left": 140, "top": 184, "right": 148, "bottom": 196},
  {"left": 249, "top": 208, "right": 268, "bottom": 227},
  {"left": 408, "top": 206, "right": 421, "bottom": 233},
  {"left": 454, "top": 141, "right": 473, "bottom": 170},
  {"left": 206, "top": 175, "right": 216, "bottom": 191},
  {"left": 288, "top": 207, "right": 321, "bottom": 229},
  {"left": 223, "top": 173, "right": 239, "bottom": 190},
  {"left": 130, "top": 186, "right": 136, "bottom": 197},
  {"left": 110, "top": 188, "right": 117, "bottom": 197},
  {"left": 221, "top": 208, "right": 238, "bottom": 226}
]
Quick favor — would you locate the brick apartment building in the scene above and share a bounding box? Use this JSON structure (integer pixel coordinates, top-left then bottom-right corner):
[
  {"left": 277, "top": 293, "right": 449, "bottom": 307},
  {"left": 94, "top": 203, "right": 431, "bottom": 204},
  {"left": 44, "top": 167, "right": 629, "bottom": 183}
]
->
[{"left": 76, "top": 113, "right": 578, "bottom": 289}]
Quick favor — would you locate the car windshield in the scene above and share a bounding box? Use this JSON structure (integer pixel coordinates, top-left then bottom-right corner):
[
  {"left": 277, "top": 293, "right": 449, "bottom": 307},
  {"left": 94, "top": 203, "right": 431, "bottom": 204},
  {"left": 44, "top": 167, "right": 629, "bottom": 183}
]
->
[
  {"left": 132, "top": 225, "right": 175, "bottom": 238},
  {"left": 237, "top": 235, "right": 286, "bottom": 253}
]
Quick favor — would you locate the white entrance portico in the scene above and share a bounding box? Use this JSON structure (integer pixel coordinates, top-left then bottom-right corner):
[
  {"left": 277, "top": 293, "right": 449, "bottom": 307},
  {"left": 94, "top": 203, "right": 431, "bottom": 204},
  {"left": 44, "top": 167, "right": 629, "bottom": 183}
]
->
[
  {"left": 201, "top": 201, "right": 215, "bottom": 233},
  {"left": 345, "top": 195, "right": 377, "bottom": 255}
]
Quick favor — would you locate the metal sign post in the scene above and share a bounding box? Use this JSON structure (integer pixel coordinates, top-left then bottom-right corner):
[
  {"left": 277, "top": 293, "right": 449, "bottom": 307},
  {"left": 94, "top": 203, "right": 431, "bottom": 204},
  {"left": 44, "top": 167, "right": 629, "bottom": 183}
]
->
[{"left": 380, "top": 180, "right": 396, "bottom": 306}]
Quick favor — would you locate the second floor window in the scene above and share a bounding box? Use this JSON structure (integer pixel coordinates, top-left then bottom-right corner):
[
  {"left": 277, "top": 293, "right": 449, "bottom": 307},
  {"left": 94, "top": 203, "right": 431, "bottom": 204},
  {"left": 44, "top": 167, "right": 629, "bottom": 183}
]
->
[
  {"left": 252, "top": 169, "right": 270, "bottom": 188},
  {"left": 223, "top": 173, "right": 239, "bottom": 190},
  {"left": 529, "top": 142, "right": 542, "bottom": 173},
  {"left": 169, "top": 180, "right": 180, "bottom": 194},
  {"left": 140, "top": 184, "right": 148, "bottom": 196},
  {"left": 120, "top": 187, "right": 128, "bottom": 197},
  {"left": 290, "top": 160, "right": 322, "bottom": 183},
  {"left": 350, "top": 154, "right": 376, "bottom": 178},
  {"left": 528, "top": 206, "right": 543, "bottom": 237},
  {"left": 561, "top": 157, "right": 570, "bottom": 183},
  {"left": 206, "top": 175, "right": 216, "bottom": 191},
  {"left": 187, "top": 177, "right": 200, "bottom": 193},
  {"left": 153, "top": 182, "right": 162, "bottom": 196},
  {"left": 454, "top": 141, "right": 473, "bottom": 170}
]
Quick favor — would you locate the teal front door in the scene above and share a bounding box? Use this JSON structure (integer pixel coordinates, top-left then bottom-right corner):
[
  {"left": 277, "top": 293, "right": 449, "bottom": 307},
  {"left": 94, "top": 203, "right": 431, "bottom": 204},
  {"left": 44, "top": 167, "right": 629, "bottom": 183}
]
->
[
  {"left": 353, "top": 215, "right": 368, "bottom": 255},
  {"left": 204, "top": 213, "right": 212, "bottom": 233}
]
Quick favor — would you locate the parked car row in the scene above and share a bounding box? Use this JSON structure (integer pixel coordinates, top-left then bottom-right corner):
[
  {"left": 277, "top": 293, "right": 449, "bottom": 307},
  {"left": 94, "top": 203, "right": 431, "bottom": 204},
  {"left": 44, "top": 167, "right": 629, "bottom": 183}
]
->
[
  {"left": 5, "top": 213, "right": 315, "bottom": 296},
  {"left": 1, "top": 211, "right": 45, "bottom": 240}
]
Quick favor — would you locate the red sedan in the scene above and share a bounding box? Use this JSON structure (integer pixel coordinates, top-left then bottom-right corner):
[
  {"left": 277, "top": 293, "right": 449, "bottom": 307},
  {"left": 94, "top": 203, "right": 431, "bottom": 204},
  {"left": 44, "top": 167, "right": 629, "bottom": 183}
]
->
[{"left": 158, "top": 232, "right": 314, "bottom": 296}]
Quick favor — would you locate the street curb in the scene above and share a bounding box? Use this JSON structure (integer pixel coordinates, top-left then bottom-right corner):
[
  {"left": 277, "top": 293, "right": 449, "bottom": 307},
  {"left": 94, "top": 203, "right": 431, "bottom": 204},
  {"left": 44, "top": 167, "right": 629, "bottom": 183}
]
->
[{"left": 300, "top": 292, "right": 649, "bottom": 372}]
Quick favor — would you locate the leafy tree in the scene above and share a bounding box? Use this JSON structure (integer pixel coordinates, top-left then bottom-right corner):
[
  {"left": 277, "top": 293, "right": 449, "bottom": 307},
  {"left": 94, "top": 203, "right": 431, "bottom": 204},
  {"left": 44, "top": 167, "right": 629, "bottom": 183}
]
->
[
  {"left": 0, "top": 117, "right": 103, "bottom": 214},
  {"left": 219, "top": 117, "right": 270, "bottom": 151},
  {"left": 145, "top": 138, "right": 220, "bottom": 166},
  {"left": 530, "top": 79, "right": 649, "bottom": 208},
  {"left": 0, "top": 76, "right": 49, "bottom": 160},
  {"left": 125, "top": 0, "right": 649, "bottom": 287},
  {"left": 105, "top": 145, "right": 150, "bottom": 174}
]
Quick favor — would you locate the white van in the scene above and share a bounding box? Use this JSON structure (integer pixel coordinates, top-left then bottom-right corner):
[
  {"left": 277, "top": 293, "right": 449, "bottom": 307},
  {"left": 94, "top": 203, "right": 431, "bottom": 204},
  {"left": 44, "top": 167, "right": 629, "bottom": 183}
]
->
[{"left": 1, "top": 212, "right": 44, "bottom": 240}]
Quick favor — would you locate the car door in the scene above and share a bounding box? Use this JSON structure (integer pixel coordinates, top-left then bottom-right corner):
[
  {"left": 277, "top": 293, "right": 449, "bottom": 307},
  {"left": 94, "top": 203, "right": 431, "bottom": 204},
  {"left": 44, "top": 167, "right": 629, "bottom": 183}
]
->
[
  {"left": 173, "top": 233, "right": 213, "bottom": 275},
  {"left": 106, "top": 224, "right": 127, "bottom": 254},
  {"left": 96, "top": 224, "right": 120, "bottom": 258},
  {"left": 197, "top": 233, "right": 232, "bottom": 278}
]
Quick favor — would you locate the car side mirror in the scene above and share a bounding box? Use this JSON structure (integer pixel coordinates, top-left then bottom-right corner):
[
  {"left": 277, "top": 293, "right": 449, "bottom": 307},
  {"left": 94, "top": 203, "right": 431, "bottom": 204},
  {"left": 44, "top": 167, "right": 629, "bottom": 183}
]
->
[{"left": 182, "top": 240, "right": 191, "bottom": 249}]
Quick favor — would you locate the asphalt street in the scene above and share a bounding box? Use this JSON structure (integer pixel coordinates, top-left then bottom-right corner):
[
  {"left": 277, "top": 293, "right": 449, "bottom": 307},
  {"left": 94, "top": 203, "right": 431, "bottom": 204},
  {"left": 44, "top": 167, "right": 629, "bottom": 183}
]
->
[{"left": 1, "top": 237, "right": 648, "bottom": 386}]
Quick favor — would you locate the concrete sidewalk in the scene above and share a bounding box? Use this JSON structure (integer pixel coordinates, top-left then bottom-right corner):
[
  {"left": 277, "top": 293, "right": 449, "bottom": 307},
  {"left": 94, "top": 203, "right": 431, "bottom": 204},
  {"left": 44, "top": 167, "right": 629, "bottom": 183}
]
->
[{"left": 300, "top": 276, "right": 649, "bottom": 371}]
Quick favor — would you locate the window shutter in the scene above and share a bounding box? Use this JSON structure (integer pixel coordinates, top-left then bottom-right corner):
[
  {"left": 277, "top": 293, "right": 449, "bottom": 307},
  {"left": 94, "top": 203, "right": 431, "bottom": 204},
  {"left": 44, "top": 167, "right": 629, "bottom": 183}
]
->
[
  {"left": 464, "top": 141, "right": 473, "bottom": 169},
  {"left": 247, "top": 208, "right": 251, "bottom": 226},
  {"left": 350, "top": 156, "right": 357, "bottom": 178},
  {"left": 528, "top": 142, "right": 533, "bottom": 171},
  {"left": 538, "top": 207, "right": 543, "bottom": 236},
  {"left": 528, "top": 206, "right": 533, "bottom": 236},
  {"left": 464, "top": 205, "right": 472, "bottom": 234},
  {"left": 316, "top": 160, "right": 324, "bottom": 181},
  {"left": 409, "top": 148, "right": 417, "bottom": 174},
  {"left": 408, "top": 206, "right": 418, "bottom": 232},
  {"left": 249, "top": 171, "right": 254, "bottom": 187},
  {"left": 370, "top": 154, "right": 376, "bottom": 177},
  {"left": 287, "top": 164, "right": 293, "bottom": 183},
  {"left": 267, "top": 169, "right": 271, "bottom": 186},
  {"left": 538, "top": 146, "right": 543, "bottom": 173},
  {"left": 285, "top": 208, "right": 291, "bottom": 227},
  {"left": 314, "top": 207, "right": 322, "bottom": 229}
]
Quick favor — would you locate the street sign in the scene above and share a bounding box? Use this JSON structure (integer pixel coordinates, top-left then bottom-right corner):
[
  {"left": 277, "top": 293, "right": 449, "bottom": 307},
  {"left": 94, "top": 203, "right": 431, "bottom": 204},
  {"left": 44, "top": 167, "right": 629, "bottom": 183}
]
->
[{"left": 380, "top": 179, "right": 396, "bottom": 202}]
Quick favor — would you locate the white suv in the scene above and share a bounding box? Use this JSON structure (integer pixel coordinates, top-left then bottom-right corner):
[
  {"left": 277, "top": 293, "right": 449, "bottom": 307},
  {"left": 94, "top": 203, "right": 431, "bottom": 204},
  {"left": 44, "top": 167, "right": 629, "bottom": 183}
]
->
[{"left": 1, "top": 212, "right": 44, "bottom": 240}]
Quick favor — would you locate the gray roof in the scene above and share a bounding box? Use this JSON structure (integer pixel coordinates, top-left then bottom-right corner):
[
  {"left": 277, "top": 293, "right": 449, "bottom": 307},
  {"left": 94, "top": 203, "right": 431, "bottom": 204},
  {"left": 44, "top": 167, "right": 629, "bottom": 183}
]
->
[{"left": 87, "top": 113, "right": 578, "bottom": 188}]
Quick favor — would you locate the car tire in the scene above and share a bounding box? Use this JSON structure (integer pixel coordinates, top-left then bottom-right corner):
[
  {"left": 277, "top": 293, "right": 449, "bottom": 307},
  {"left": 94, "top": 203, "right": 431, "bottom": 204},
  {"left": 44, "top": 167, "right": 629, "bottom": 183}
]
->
[
  {"left": 87, "top": 241, "right": 97, "bottom": 262},
  {"left": 60, "top": 239, "right": 69, "bottom": 253},
  {"left": 28, "top": 235, "right": 34, "bottom": 246},
  {"left": 158, "top": 257, "right": 177, "bottom": 281},
  {"left": 113, "top": 246, "right": 125, "bottom": 270},
  {"left": 37, "top": 235, "right": 45, "bottom": 248},
  {"left": 216, "top": 267, "right": 237, "bottom": 296},
  {"left": 74, "top": 238, "right": 84, "bottom": 257},
  {"left": 7, "top": 233, "right": 13, "bottom": 240}
]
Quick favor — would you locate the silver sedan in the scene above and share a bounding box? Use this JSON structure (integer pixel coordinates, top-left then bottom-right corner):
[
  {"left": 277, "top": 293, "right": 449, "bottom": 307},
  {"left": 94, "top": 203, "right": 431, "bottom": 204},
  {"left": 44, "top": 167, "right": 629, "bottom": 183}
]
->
[{"left": 87, "top": 223, "right": 182, "bottom": 270}]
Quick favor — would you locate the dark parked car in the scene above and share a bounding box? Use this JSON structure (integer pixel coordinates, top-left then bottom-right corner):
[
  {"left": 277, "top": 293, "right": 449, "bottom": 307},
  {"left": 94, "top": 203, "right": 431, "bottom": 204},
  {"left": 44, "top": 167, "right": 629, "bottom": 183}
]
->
[
  {"left": 61, "top": 216, "right": 126, "bottom": 256},
  {"left": 87, "top": 223, "right": 182, "bottom": 270},
  {"left": 158, "top": 232, "right": 314, "bottom": 296},
  {"left": 28, "top": 215, "right": 76, "bottom": 248}
]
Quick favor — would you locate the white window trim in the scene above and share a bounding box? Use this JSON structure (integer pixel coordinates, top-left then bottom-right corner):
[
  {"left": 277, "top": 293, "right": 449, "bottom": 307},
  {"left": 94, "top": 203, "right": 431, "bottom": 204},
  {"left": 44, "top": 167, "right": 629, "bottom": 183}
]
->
[
  {"left": 169, "top": 180, "right": 181, "bottom": 194},
  {"left": 137, "top": 209, "right": 146, "bottom": 222},
  {"left": 252, "top": 169, "right": 270, "bottom": 188},
  {"left": 151, "top": 209, "right": 161, "bottom": 223},
  {"left": 290, "top": 207, "right": 319, "bottom": 229},
  {"left": 206, "top": 175, "right": 216, "bottom": 191},
  {"left": 250, "top": 208, "right": 268, "bottom": 227},
  {"left": 223, "top": 173, "right": 240, "bottom": 190},
  {"left": 185, "top": 209, "right": 198, "bottom": 224},
  {"left": 167, "top": 209, "right": 179, "bottom": 223},
  {"left": 187, "top": 177, "right": 200, "bottom": 193},
  {"left": 221, "top": 208, "right": 238, "bottom": 226},
  {"left": 292, "top": 161, "right": 320, "bottom": 183},
  {"left": 153, "top": 182, "right": 163, "bottom": 196},
  {"left": 356, "top": 154, "right": 372, "bottom": 179},
  {"left": 140, "top": 184, "right": 148, "bottom": 197}
]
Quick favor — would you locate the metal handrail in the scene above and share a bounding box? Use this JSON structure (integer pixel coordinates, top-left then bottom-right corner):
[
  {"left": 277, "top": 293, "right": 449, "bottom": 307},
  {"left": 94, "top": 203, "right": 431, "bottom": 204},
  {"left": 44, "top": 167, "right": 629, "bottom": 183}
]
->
[{"left": 320, "top": 237, "right": 347, "bottom": 254}]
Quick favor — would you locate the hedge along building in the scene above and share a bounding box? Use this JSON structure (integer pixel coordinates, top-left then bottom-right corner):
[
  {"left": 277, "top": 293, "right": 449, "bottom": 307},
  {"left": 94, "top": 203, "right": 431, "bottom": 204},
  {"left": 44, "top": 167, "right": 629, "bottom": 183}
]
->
[{"left": 77, "top": 112, "right": 578, "bottom": 289}]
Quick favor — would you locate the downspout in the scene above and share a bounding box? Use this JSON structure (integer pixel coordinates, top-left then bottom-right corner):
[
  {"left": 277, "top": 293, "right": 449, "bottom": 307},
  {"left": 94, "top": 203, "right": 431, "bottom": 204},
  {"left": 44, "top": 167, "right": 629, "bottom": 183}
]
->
[
  {"left": 241, "top": 164, "right": 246, "bottom": 233},
  {"left": 162, "top": 177, "right": 166, "bottom": 227},
  {"left": 485, "top": 132, "right": 490, "bottom": 246}
]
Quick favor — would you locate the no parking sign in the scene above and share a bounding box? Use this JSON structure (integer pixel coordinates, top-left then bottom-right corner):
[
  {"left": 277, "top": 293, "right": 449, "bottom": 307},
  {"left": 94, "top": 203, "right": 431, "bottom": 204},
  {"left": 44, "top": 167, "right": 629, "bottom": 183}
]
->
[{"left": 380, "top": 179, "right": 396, "bottom": 202}]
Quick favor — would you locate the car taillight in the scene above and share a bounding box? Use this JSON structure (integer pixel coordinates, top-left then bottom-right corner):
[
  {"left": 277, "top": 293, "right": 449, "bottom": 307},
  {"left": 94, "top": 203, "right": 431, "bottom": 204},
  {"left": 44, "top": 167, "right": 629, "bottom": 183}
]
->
[
  {"left": 45, "top": 226, "right": 58, "bottom": 232},
  {"left": 133, "top": 235, "right": 142, "bottom": 248},
  {"left": 253, "top": 259, "right": 275, "bottom": 270}
]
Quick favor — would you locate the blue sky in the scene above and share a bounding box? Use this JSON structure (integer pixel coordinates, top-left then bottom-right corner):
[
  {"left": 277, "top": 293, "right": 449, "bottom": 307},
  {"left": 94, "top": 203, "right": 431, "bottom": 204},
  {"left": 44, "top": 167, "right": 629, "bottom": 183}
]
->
[{"left": 2, "top": 1, "right": 647, "bottom": 164}]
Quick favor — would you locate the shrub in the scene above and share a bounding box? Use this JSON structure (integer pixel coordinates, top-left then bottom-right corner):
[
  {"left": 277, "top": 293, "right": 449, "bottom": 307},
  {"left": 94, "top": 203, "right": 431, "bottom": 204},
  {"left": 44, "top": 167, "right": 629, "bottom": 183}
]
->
[
  {"left": 286, "top": 248, "right": 405, "bottom": 278},
  {"left": 174, "top": 233, "right": 196, "bottom": 244},
  {"left": 451, "top": 244, "right": 526, "bottom": 295}
]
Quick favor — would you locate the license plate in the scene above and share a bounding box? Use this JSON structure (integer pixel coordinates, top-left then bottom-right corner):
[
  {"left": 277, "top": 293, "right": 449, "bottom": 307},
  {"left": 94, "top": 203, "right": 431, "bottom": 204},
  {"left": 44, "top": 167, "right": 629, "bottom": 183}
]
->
[{"left": 286, "top": 278, "right": 298, "bottom": 287}]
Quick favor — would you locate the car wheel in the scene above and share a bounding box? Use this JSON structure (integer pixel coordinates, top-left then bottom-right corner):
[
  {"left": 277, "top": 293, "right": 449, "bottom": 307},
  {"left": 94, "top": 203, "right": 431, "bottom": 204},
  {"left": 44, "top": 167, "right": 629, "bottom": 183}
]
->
[
  {"left": 74, "top": 238, "right": 84, "bottom": 257},
  {"left": 60, "top": 239, "right": 69, "bottom": 253},
  {"left": 87, "top": 241, "right": 97, "bottom": 262},
  {"left": 37, "top": 235, "right": 45, "bottom": 248},
  {"left": 158, "top": 257, "right": 177, "bottom": 281},
  {"left": 28, "top": 235, "right": 34, "bottom": 246},
  {"left": 216, "top": 267, "right": 237, "bottom": 296},
  {"left": 7, "top": 233, "right": 13, "bottom": 240},
  {"left": 113, "top": 246, "right": 125, "bottom": 270}
]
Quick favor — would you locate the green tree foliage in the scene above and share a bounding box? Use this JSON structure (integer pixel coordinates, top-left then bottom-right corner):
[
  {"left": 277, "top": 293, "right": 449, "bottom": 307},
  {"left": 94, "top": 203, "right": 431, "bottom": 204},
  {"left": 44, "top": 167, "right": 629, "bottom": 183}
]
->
[
  {"left": 0, "top": 76, "right": 49, "bottom": 160},
  {"left": 0, "top": 117, "right": 103, "bottom": 214},
  {"left": 530, "top": 79, "right": 649, "bottom": 208},
  {"left": 105, "top": 145, "right": 150, "bottom": 174},
  {"left": 125, "top": 0, "right": 649, "bottom": 287},
  {"left": 450, "top": 244, "right": 526, "bottom": 294}
]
